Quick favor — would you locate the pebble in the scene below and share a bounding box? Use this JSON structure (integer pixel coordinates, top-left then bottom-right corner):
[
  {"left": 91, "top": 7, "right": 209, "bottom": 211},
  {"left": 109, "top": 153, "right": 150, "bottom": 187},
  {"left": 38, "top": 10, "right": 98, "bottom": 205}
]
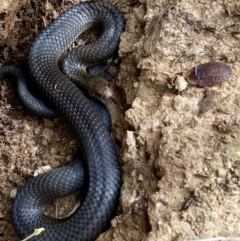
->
[
  {"left": 44, "top": 119, "right": 55, "bottom": 128},
  {"left": 50, "top": 147, "right": 57, "bottom": 155},
  {"left": 217, "top": 168, "right": 227, "bottom": 178},
  {"left": 138, "top": 174, "right": 144, "bottom": 181},
  {"left": 30, "top": 146, "right": 38, "bottom": 157},
  {"left": 42, "top": 128, "right": 54, "bottom": 141},
  {"left": 10, "top": 189, "right": 17, "bottom": 198},
  {"left": 42, "top": 139, "right": 48, "bottom": 146},
  {"left": 173, "top": 75, "right": 188, "bottom": 92},
  {"left": 66, "top": 155, "right": 73, "bottom": 162},
  {"left": 216, "top": 177, "right": 226, "bottom": 185},
  {"left": 54, "top": 133, "right": 61, "bottom": 142},
  {"left": 34, "top": 126, "right": 41, "bottom": 135},
  {"left": 24, "top": 123, "right": 31, "bottom": 131},
  {"left": 131, "top": 169, "right": 136, "bottom": 177},
  {"left": 34, "top": 165, "right": 52, "bottom": 176}
]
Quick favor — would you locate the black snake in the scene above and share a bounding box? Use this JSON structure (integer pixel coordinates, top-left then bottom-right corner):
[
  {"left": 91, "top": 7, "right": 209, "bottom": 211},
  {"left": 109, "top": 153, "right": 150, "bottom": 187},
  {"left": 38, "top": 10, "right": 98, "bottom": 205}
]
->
[{"left": 0, "top": 1, "right": 124, "bottom": 240}]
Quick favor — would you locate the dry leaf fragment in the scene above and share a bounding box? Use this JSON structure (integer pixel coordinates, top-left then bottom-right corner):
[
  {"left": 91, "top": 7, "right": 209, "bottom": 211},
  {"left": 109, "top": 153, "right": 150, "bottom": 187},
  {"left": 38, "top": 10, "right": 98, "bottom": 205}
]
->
[
  {"left": 143, "top": 14, "right": 163, "bottom": 54},
  {"left": 143, "top": 0, "right": 178, "bottom": 54}
]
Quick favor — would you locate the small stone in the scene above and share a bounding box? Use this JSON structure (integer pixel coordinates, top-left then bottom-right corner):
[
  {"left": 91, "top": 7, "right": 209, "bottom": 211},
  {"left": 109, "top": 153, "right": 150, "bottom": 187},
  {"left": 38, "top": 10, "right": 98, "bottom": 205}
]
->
[
  {"left": 42, "top": 128, "right": 54, "bottom": 141},
  {"left": 50, "top": 147, "right": 57, "bottom": 155},
  {"left": 37, "top": 159, "right": 43, "bottom": 166},
  {"left": 133, "top": 82, "right": 139, "bottom": 88},
  {"left": 226, "top": 172, "right": 232, "bottom": 181},
  {"left": 173, "top": 95, "right": 186, "bottom": 111},
  {"left": 134, "top": 5, "right": 146, "bottom": 20},
  {"left": 21, "top": 167, "right": 32, "bottom": 176},
  {"left": 52, "top": 10, "right": 59, "bottom": 19},
  {"left": 42, "top": 139, "right": 48, "bottom": 146},
  {"left": 173, "top": 75, "right": 188, "bottom": 92},
  {"left": 10, "top": 189, "right": 17, "bottom": 198},
  {"left": 66, "top": 155, "right": 73, "bottom": 162},
  {"left": 216, "top": 177, "right": 226, "bottom": 185},
  {"left": 131, "top": 169, "right": 136, "bottom": 177},
  {"left": 60, "top": 148, "right": 67, "bottom": 156},
  {"left": 203, "top": 166, "right": 209, "bottom": 173},
  {"left": 138, "top": 174, "right": 144, "bottom": 181},
  {"left": 35, "top": 126, "right": 41, "bottom": 135},
  {"left": 44, "top": 119, "right": 55, "bottom": 128},
  {"left": 30, "top": 146, "right": 38, "bottom": 157},
  {"left": 218, "top": 168, "right": 227, "bottom": 178},
  {"left": 34, "top": 165, "right": 52, "bottom": 177},
  {"left": 54, "top": 133, "right": 61, "bottom": 142},
  {"left": 24, "top": 123, "right": 31, "bottom": 131}
]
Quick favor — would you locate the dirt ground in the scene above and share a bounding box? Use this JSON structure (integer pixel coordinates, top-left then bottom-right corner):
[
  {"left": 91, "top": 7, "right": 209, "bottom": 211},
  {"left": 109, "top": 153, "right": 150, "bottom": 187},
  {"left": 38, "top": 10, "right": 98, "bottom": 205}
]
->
[{"left": 0, "top": 0, "right": 240, "bottom": 241}]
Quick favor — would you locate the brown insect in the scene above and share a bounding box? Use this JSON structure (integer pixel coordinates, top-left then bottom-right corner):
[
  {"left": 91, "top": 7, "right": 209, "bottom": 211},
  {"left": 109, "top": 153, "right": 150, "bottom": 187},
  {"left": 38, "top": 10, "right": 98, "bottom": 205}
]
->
[{"left": 186, "top": 62, "right": 231, "bottom": 87}]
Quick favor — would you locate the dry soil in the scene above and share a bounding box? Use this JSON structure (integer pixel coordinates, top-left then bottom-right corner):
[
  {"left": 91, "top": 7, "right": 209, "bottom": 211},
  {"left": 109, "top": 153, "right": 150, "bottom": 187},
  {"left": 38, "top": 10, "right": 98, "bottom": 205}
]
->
[{"left": 0, "top": 0, "right": 240, "bottom": 241}]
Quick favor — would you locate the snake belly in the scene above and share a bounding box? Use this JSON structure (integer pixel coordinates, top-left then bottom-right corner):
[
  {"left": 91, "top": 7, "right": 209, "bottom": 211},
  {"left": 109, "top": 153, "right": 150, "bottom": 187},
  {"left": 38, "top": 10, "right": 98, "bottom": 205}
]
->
[{"left": 11, "top": 1, "right": 124, "bottom": 240}]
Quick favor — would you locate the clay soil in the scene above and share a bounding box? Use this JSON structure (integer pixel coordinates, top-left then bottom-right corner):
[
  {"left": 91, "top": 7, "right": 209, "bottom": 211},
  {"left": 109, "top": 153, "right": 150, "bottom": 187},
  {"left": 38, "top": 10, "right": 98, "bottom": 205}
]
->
[{"left": 0, "top": 0, "right": 240, "bottom": 241}]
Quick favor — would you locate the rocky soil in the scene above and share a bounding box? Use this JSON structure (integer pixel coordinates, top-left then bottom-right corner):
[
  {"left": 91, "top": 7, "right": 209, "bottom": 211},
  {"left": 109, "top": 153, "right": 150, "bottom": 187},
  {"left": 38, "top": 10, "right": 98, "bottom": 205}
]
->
[{"left": 0, "top": 0, "right": 240, "bottom": 241}]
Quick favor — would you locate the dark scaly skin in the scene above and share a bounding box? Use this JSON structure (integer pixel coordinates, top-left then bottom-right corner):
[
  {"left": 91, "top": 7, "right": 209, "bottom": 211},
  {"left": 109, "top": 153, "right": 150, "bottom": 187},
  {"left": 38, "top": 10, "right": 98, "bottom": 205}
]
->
[
  {"left": 11, "top": 2, "right": 125, "bottom": 240},
  {"left": 0, "top": 66, "right": 112, "bottom": 131},
  {"left": 0, "top": 66, "right": 56, "bottom": 118}
]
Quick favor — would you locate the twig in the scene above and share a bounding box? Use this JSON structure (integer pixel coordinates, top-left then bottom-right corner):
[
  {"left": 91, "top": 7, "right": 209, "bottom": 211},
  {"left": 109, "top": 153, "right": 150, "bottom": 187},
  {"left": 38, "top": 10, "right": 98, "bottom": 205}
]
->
[
  {"left": 201, "top": 191, "right": 213, "bottom": 211},
  {"left": 42, "top": 16, "right": 47, "bottom": 28}
]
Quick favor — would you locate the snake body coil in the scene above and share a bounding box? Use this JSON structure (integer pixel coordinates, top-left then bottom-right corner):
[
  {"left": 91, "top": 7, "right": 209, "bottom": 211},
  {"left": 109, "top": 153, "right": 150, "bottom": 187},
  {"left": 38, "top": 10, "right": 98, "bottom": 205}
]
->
[{"left": 10, "top": 2, "right": 125, "bottom": 240}]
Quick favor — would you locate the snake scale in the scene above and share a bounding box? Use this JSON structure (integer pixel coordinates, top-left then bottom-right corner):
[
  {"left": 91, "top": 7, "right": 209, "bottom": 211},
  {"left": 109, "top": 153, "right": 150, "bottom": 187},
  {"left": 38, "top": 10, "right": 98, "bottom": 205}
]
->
[{"left": 0, "top": 1, "right": 125, "bottom": 240}]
